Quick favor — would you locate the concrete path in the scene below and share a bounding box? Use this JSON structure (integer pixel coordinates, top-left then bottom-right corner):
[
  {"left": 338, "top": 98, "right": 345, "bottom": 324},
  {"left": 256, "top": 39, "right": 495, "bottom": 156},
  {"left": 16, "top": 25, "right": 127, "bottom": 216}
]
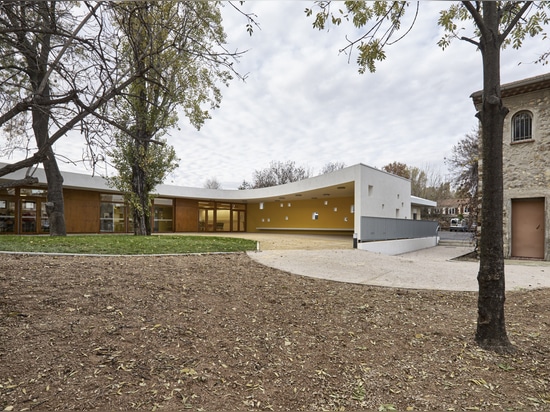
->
[{"left": 248, "top": 245, "right": 550, "bottom": 292}]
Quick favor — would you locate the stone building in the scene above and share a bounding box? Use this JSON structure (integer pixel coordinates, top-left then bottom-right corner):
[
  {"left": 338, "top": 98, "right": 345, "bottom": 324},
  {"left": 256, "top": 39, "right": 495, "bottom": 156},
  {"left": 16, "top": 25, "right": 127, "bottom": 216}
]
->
[{"left": 471, "top": 74, "right": 550, "bottom": 260}]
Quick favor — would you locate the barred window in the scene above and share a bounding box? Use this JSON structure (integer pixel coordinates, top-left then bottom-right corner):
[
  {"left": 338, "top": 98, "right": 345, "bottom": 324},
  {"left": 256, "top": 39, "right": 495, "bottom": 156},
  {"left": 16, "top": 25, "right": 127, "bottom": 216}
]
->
[{"left": 512, "top": 111, "right": 533, "bottom": 142}]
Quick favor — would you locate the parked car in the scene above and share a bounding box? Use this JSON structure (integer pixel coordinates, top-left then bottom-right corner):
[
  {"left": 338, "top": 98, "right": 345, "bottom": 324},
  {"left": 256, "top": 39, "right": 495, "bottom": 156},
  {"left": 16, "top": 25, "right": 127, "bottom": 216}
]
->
[{"left": 449, "top": 218, "right": 468, "bottom": 232}]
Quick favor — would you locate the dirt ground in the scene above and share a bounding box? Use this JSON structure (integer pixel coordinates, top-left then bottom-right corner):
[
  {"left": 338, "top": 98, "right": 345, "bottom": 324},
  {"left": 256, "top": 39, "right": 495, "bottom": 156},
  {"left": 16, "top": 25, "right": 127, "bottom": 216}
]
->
[{"left": 1, "top": 235, "right": 550, "bottom": 411}]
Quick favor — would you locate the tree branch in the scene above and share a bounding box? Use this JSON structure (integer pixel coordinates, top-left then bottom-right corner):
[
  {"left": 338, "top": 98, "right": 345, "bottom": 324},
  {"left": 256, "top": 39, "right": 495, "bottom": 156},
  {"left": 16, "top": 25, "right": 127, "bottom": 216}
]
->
[
  {"left": 461, "top": 36, "right": 480, "bottom": 47},
  {"left": 0, "top": 91, "right": 79, "bottom": 127},
  {"left": 0, "top": 68, "right": 144, "bottom": 179},
  {"left": 0, "top": 99, "right": 32, "bottom": 126},
  {"left": 499, "top": 2, "right": 533, "bottom": 42},
  {"left": 462, "top": 1, "right": 487, "bottom": 36},
  {"left": 0, "top": 176, "right": 39, "bottom": 189},
  {"left": 35, "top": 1, "right": 104, "bottom": 97},
  {"left": 0, "top": 153, "right": 45, "bottom": 178}
]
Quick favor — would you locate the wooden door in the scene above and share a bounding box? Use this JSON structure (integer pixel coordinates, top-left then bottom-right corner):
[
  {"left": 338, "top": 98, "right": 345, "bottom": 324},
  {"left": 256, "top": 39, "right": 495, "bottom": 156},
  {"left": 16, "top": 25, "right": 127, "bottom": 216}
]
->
[{"left": 511, "top": 198, "right": 545, "bottom": 259}]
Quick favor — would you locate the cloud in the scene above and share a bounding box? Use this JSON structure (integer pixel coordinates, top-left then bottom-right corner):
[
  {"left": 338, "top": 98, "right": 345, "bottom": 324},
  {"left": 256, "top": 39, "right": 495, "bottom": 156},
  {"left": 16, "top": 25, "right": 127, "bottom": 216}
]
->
[{"left": 3, "top": 2, "right": 550, "bottom": 191}]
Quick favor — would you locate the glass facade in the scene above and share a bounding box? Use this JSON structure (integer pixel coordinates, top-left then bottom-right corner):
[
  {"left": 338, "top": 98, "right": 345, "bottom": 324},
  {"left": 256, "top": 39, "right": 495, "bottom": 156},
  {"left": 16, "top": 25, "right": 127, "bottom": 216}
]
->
[
  {"left": 0, "top": 187, "right": 246, "bottom": 234},
  {"left": 0, "top": 199, "right": 15, "bottom": 233},
  {"left": 100, "top": 194, "right": 127, "bottom": 233},
  {"left": 198, "top": 201, "right": 246, "bottom": 232},
  {"left": 21, "top": 200, "right": 37, "bottom": 233},
  {"left": 0, "top": 188, "right": 50, "bottom": 234},
  {"left": 40, "top": 203, "right": 49, "bottom": 233},
  {"left": 153, "top": 198, "right": 173, "bottom": 232}
]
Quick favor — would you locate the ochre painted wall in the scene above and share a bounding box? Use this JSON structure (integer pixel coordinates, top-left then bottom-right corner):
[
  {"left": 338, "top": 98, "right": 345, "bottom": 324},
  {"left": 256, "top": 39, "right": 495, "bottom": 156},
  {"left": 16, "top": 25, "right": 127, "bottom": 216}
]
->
[
  {"left": 64, "top": 189, "right": 100, "bottom": 233},
  {"left": 247, "top": 196, "right": 354, "bottom": 234}
]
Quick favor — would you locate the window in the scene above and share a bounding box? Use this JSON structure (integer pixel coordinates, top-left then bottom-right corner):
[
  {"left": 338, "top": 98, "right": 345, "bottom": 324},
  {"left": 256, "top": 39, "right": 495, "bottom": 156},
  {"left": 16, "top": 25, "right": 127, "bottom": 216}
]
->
[
  {"left": 512, "top": 111, "right": 533, "bottom": 142},
  {"left": 0, "top": 200, "right": 15, "bottom": 233},
  {"left": 100, "top": 194, "right": 127, "bottom": 233},
  {"left": 153, "top": 198, "right": 173, "bottom": 232}
]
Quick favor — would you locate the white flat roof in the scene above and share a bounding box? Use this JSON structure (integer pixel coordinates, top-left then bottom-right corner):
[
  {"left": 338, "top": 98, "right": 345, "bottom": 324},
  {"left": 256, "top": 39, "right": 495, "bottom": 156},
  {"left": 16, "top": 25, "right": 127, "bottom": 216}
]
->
[{"left": 1, "top": 162, "right": 436, "bottom": 206}]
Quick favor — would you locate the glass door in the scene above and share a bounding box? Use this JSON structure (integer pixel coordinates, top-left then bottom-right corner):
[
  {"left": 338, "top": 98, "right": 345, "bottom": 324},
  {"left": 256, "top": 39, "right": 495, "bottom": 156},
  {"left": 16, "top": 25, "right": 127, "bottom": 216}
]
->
[
  {"left": 153, "top": 198, "right": 173, "bottom": 232},
  {"left": 100, "top": 203, "right": 114, "bottom": 232},
  {"left": 232, "top": 204, "right": 246, "bottom": 232},
  {"left": 198, "top": 208, "right": 215, "bottom": 231},
  {"left": 100, "top": 202, "right": 127, "bottom": 232},
  {"left": 40, "top": 203, "right": 50, "bottom": 233},
  {"left": 21, "top": 200, "right": 37, "bottom": 233},
  {"left": 232, "top": 210, "right": 246, "bottom": 232},
  {"left": 198, "top": 201, "right": 215, "bottom": 232}
]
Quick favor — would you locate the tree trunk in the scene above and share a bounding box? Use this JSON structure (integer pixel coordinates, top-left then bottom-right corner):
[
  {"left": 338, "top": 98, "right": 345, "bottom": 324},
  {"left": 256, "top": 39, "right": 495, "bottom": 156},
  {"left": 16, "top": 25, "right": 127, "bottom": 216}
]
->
[
  {"left": 474, "top": 2, "right": 512, "bottom": 352},
  {"left": 32, "top": 90, "right": 67, "bottom": 236},
  {"left": 42, "top": 148, "right": 67, "bottom": 236},
  {"left": 131, "top": 140, "right": 151, "bottom": 236},
  {"left": 26, "top": 2, "right": 67, "bottom": 236}
]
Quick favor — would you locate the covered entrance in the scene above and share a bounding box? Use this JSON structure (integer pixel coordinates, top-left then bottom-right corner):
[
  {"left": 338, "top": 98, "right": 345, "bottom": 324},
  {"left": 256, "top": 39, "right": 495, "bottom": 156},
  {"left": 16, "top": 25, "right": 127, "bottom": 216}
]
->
[{"left": 511, "top": 198, "right": 545, "bottom": 259}]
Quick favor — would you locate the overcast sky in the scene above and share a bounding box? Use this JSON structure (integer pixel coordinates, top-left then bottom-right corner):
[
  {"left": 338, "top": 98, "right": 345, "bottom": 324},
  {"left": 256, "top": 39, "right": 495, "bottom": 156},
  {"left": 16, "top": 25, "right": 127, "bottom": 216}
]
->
[{"left": 4, "top": 2, "right": 550, "bottom": 189}]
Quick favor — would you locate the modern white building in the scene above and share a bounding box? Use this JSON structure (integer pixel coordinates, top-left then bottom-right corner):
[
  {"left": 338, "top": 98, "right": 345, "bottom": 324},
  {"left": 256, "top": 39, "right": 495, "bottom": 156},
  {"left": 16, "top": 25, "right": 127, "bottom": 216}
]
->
[{"left": 0, "top": 163, "right": 437, "bottom": 254}]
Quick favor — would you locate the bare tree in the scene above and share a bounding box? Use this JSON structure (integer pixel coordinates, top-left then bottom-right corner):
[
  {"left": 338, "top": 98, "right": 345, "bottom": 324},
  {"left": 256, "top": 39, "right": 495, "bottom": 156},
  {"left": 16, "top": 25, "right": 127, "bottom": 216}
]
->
[
  {"left": 319, "top": 161, "right": 346, "bottom": 174},
  {"left": 241, "top": 161, "right": 311, "bottom": 189},
  {"left": 0, "top": 1, "right": 111, "bottom": 235},
  {"left": 446, "top": 127, "right": 481, "bottom": 237},
  {"left": 0, "top": 2, "right": 145, "bottom": 234},
  {"left": 204, "top": 177, "right": 222, "bottom": 190},
  {"left": 383, "top": 162, "right": 451, "bottom": 202}
]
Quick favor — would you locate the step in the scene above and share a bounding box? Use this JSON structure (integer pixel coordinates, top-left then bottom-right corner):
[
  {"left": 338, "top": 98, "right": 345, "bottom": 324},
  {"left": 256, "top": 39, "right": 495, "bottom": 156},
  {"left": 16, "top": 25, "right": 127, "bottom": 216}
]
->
[{"left": 439, "top": 239, "right": 475, "bottom": 247}]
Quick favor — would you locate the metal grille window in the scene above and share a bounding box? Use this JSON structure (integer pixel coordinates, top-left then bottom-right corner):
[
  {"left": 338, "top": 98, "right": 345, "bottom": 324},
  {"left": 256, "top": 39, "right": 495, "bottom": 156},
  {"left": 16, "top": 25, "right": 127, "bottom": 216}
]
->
[{"left": 512, "top": 111, "right": 533, "bottom": 142}]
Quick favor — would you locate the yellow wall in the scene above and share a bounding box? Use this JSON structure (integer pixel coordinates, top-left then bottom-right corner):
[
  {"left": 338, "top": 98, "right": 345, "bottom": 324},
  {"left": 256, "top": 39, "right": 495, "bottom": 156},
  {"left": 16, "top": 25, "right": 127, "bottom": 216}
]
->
[{"left": 247, "top": 196, "right": 354, "bottom": 234}]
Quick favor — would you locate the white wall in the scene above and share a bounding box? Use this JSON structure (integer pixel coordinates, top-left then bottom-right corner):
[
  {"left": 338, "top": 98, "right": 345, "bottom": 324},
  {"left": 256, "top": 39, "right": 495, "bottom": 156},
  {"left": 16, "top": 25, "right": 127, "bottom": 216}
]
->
[
  {"left": 358, "top": 237, "right": 438, "bottom": 255},
  {"left": 355, "top": 165, "right": 411, "bottom": 240}
]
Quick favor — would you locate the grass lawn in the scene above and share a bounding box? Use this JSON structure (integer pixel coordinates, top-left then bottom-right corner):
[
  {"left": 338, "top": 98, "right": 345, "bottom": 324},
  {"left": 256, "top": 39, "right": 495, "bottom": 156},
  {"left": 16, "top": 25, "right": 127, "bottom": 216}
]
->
[{"left": 0, "top": 235, "right": 257, "bottom": 255}]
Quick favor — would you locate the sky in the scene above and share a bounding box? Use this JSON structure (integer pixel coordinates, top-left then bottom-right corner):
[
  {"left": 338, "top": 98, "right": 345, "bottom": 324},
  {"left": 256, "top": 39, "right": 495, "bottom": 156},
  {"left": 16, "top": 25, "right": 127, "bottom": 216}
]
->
[{"left": 3, "top": 2, "right": 550, "bottom": 190}]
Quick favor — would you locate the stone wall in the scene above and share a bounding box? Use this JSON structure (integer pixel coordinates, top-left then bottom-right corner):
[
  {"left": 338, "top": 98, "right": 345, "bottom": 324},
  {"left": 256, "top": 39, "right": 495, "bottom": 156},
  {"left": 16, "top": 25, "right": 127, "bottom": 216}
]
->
[{"left": 502, "top": 88, "right": 550, "bottom": 260}]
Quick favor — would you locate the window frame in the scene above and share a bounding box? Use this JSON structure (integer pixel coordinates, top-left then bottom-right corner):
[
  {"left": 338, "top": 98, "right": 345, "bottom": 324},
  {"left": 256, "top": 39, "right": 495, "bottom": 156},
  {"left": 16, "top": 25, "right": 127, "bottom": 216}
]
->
[{"left": 511, "top": 110, "right": 533, "bottom": 143}]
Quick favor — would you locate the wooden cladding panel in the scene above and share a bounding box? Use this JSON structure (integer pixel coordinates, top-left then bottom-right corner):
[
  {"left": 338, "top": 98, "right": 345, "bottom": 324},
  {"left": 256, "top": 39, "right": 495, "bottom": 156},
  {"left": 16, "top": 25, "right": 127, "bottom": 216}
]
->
[
  {"left": 64, "top": 189, "right": 100, "bottom": 233},
  {"left": 175, "top": 198, "right": 198, "bottom": 232}
]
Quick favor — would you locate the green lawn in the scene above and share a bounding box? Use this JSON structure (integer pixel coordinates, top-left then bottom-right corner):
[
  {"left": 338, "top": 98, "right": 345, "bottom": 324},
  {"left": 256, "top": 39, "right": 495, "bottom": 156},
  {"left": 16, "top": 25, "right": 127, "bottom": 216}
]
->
[{"left": 0, "top": 235, "right": 257, "bottom": 255}]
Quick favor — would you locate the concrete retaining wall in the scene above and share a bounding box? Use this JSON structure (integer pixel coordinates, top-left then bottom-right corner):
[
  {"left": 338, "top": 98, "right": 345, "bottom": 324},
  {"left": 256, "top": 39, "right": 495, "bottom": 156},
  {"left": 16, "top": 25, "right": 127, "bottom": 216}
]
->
[{"left": 358, "top": 236, "right": 439, "bottom": 255}]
